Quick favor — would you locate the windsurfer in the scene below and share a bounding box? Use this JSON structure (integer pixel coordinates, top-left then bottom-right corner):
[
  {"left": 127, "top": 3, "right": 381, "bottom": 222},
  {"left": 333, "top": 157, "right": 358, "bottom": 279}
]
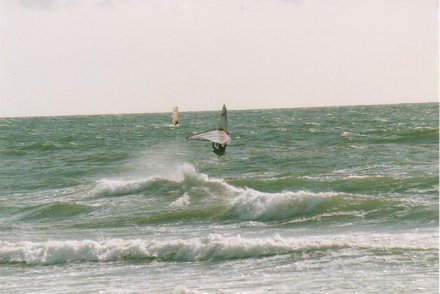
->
[
  {"left": 212, "top": 142, "right": 226, "bottom": 156},
  {"left": 186, "top": 104, "right": 230, "bottom": 157}
]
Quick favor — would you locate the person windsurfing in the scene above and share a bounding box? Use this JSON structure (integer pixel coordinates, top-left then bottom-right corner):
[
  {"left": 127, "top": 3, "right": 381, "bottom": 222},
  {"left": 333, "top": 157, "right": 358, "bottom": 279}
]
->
[
  {"left": 171, "top": 106, "right": 179, "bottom": 126},
  {"left": 212, "top": 142, "right": 226, "bottom": 157},
  {"left": 186, "top": 104, "right": 231, "bottom": 157}
]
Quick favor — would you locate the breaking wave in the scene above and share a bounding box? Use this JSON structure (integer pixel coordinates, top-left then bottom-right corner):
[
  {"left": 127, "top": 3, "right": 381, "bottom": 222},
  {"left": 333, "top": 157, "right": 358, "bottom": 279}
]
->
[
  {"left": 66, "top": 161, "right": 437, "bottom": 226},
  {"left": 93, "top": 163, "right": 208, "bottom": 195},
  {"left": 3, "top": 160, "right": 434, "bottom": 227},
  {"left": 1, "top": 232, "right": 436, "bottom": 266},
  {"left": 92, "top": 162, "right": 237, "bottom": 197},
  {"left": 226, "top": 187, "right": 438, "bottom": 224}
]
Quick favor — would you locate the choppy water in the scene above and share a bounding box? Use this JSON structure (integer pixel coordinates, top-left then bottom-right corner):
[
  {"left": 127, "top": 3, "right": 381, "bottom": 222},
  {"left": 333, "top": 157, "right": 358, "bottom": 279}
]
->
[{"left": 0, "top": 103, "right": 438, "bottom": 293}]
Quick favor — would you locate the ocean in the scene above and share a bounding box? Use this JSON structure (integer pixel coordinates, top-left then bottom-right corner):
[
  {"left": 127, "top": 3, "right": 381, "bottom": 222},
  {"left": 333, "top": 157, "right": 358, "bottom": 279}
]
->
[{"left": 0, "top": 103, "right": 438, "bottom": 293}]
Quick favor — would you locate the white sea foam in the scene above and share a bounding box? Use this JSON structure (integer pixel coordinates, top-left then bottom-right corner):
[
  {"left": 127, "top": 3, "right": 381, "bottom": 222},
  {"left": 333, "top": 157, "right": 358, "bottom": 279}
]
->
[
  {"left": 92, "top": 159, "right": 243, "bottom": 199},
  {"left": 93, "top": 162, "right": 210, "bottom": 196},
  {"left": 229, "top": 189, "right": 339, "bottom": 220},
  {"left": 170, "top": 193, "right": 191, "bottom": 208},
  {"left": 0, "top": 231, "right": 436, "bottom": 265},
  {"left": 151, "top": 161, "right": 208, "bottom": 183},
  {"left": 94, "top": 178, "right": 155, "bottom": 195},
  {"left": 345, "top": 175, "right": 380, "bottom": 179},
  {"left": 300, "top": 174, "right": 385, "bottom": 181},
  {"left": 174, "top": 287, "right": 206, "bottom": 294}
]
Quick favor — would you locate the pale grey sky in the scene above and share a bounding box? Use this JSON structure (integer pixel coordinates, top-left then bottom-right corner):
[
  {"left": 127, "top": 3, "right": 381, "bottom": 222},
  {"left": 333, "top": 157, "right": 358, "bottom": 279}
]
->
[{"left": 0, "top": 0, "right": 438, "bottom": 117}]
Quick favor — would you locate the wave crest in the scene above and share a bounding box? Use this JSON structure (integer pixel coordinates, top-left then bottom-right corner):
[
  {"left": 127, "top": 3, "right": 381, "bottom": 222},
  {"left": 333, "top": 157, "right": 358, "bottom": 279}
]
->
[
  {"left": 93, "top": 163, "right": 209, "bottom": 196},
  {"left": 226, "top": 188, "right": 428, "bottom": 223},
  {"left": 229, "top": 189, "right": 340, "bottom": 221},
  {"left": 1, "top": 232, "right": 436, "bottom": 265}
]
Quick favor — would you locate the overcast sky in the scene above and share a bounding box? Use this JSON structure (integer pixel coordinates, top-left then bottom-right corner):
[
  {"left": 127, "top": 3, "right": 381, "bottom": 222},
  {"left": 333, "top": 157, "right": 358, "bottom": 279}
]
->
[{"left": 0, "top": 0, "right": 438, "bottom": 117}]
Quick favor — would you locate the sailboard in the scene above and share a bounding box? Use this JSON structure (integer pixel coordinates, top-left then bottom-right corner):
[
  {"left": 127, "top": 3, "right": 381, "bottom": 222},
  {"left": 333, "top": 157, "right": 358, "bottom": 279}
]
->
[
  {"left": 171, "top": 106, "right": 179, "bottom": 126},
  {"left": 186, "top": 104, "right": 231, "bottom": 156}
]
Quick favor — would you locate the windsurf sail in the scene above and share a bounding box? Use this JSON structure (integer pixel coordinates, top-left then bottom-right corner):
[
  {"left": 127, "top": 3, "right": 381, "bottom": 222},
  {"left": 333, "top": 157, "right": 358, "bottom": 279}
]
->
[
  {"left": 186, "top": 129, "right": 231, "bottom": 145},
  {"left": 171, "top": 106, "right": 179, "bottom": 126},
  {"left": 186, "top": 104, "right": 231, "bottom": 156}
]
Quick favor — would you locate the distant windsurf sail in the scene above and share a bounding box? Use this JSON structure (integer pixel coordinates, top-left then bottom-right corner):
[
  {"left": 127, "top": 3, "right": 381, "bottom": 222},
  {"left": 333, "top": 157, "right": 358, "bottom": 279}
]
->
[
  {"left": 186, "top": 104, "right": 231, "bottom": 157},
  {"left": 171, "top": 106, "right": 179, "bottom": 126}
]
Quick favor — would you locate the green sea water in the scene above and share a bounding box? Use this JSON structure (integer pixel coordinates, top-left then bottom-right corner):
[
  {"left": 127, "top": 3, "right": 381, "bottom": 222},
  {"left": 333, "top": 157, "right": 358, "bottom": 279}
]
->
[{"left": 0, "top": 103, "right": 438, "bottom": 293}]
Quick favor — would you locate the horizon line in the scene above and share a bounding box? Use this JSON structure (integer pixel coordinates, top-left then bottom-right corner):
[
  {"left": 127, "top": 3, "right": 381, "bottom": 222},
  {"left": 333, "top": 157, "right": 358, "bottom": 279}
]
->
[{"left": 1, "top": 101, "right": 438, "bottom": 119}]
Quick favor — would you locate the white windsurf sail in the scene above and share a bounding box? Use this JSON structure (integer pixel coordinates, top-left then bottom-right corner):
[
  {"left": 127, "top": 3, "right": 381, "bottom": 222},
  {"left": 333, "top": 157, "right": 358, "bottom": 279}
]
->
[
  {"left": 171, "top": 106, "right": 179, "bottom": 126},
  {"left": 187, "top": 129, "right": 231, "bottom": 145}
]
